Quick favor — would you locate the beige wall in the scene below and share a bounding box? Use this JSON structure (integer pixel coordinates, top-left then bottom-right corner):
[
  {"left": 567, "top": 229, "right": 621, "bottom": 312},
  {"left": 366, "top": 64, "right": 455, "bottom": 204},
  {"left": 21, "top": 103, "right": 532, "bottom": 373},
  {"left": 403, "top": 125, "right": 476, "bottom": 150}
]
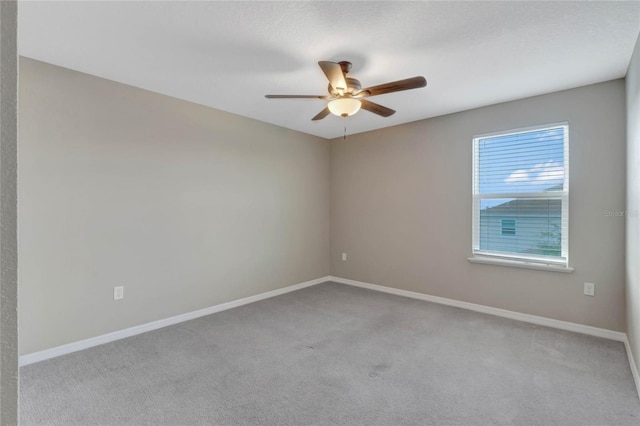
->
[
  {"left": 18, "top": 58, "right": 330, "bottom": 355},
  {"left": 626, "top": 33, "right": 640, "bottom": 379},
  {"left": 18, "top": 54, "right": 631, "bottom": 358},
  {"left": 331, "top": 80, "right": 627, "bottom": 331},
  {"left": 1, "top": 1, "right": 19, "bottom": 423}
]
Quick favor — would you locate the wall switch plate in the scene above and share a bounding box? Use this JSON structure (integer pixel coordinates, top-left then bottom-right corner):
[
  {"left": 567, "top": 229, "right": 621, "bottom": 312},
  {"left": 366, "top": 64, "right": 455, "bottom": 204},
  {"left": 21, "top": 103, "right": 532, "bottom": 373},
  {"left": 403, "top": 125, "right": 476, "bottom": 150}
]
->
[
  {"left": 342, "top": 253, "right": 347, "bottom": 261},
  {"left": 584, "top": 282, "right": 595, "bottom": 296},
  {"left": 113, "top": 286, "right": 124, "bottom": 300}
]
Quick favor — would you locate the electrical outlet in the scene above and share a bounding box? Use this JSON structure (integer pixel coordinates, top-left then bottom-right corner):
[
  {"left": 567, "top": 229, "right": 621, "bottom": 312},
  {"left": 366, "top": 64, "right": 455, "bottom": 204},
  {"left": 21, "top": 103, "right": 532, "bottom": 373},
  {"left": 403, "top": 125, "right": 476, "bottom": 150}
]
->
[
  {"left": 113, "top": 286, "right": 124, "bottom": 300},
  {"left": 342, "top": 253, "right": 347, "bottom": 261},
  {"left": 584, "top": 282, "right": 595, "bottom": 297}
]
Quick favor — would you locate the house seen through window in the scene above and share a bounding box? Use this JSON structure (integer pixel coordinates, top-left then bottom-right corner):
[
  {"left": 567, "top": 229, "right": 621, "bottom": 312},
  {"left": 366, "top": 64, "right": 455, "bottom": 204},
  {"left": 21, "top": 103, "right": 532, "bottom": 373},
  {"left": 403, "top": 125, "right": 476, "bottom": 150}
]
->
[{"left": 472, "top": 123, "right": 569, "bottom": 267}]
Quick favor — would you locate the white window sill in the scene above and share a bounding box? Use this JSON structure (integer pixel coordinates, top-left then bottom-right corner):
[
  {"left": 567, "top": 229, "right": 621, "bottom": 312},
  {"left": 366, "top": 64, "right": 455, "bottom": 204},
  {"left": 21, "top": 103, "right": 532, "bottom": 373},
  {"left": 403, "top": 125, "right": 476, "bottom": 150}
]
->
[{"left": 467, "top": 256, "right": 574, "bottom": 273}]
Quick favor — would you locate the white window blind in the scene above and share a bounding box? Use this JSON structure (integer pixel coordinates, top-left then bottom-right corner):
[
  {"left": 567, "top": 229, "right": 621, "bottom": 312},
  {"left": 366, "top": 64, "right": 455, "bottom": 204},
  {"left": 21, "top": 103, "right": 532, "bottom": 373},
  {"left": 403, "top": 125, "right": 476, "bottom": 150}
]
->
[{"left": 472, "top": 123, "right": 569, "bottom": 267}]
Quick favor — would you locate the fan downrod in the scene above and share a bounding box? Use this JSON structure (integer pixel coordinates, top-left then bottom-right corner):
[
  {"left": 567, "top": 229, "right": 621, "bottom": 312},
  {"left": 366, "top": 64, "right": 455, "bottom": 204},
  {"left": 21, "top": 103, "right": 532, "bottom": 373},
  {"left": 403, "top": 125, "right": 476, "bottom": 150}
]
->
[{"left": 338, "top": 61, "right": 352, "bottom": 74}]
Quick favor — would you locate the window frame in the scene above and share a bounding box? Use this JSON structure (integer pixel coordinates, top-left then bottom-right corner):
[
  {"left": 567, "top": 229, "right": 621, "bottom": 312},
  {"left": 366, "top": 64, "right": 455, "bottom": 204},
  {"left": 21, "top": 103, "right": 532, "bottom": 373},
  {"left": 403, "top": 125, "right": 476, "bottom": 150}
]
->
[{"left": 471, "top": 122, "right": 570, "bottom": 270}]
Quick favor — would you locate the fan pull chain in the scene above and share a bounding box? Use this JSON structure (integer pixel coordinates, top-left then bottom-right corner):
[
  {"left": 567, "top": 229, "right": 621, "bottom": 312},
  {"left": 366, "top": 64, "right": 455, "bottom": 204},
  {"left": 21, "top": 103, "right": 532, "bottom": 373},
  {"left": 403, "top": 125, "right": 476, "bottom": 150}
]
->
[{"left": 344, "top": 118, "right": 347, "bottom": 140}]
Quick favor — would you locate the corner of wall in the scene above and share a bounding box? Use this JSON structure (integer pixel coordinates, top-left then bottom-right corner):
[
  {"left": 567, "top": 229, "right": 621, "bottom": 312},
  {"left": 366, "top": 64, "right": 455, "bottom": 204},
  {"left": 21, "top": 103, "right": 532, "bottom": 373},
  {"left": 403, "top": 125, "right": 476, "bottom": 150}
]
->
[{"left": 625, "top": 30, "right": 640, "bottom": 399}]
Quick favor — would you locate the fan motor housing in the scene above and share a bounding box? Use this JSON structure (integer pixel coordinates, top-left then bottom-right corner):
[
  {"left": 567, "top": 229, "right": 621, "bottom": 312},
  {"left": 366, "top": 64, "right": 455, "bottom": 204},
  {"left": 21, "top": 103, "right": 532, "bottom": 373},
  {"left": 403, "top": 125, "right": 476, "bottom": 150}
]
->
[{"left": 329, "top": 78, "right": 361, "bottom": 96}]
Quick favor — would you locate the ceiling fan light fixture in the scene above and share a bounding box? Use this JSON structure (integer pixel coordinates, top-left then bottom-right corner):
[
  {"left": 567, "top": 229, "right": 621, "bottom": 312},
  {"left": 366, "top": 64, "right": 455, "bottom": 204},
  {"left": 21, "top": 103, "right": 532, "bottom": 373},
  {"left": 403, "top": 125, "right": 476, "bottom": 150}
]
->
[
  {"left": 328, "top": 98, "right": 361, "bottom": 117},
  {"left": 265, "top": 60, "right": 425, "bottom": 121}
]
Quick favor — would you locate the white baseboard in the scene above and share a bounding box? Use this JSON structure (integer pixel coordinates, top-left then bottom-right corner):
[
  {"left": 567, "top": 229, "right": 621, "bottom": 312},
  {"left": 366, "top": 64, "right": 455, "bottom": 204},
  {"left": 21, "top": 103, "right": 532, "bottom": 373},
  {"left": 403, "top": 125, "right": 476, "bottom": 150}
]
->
[
  {"left": 624, "top": 336, "right": 640, "bottom": 399},
  {"left": 330, "top": 276, "right": 640, "bottom": 399},
  {"left": 20, "top": 273, "right": 640, "bottom": 400},
  {"left": 329, "top": 276, "right": 627, "bottom": 342},
  {"left": 19, "top": 276, "right": 331, "bottom": 366}
]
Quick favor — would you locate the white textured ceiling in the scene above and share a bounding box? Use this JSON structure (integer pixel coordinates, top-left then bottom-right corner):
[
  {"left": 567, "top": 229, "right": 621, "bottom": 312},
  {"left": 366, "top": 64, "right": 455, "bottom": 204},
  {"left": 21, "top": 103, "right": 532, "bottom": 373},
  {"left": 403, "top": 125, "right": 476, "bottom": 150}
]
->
[{"left": 18, "top": 1, "right": 640, "bottom": 139}]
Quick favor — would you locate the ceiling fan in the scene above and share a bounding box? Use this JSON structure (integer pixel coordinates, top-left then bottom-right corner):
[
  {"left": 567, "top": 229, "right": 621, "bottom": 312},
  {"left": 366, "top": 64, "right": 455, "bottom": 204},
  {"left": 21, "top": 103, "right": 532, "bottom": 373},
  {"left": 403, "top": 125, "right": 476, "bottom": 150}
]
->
[{"left": 265, "top": 61, "right": 427, "bottom": 121}]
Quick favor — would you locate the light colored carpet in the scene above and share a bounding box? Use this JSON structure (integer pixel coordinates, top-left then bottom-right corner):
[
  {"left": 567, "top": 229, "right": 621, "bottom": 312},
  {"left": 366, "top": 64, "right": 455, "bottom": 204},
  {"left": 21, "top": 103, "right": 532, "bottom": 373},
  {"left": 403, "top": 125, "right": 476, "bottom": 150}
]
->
[{"left": 20, "top": 282, "right": 640, "bottom": 425}]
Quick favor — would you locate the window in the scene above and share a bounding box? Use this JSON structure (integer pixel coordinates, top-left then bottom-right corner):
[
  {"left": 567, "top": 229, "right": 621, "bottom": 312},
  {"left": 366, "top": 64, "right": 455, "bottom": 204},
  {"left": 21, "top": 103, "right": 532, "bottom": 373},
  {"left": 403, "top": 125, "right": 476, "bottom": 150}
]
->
[
  {"left": 472, "top": 123, "right": 569, "bottom": 269},
  {"left": 501, "top": 219, "right": 516, "bottom": 236}
]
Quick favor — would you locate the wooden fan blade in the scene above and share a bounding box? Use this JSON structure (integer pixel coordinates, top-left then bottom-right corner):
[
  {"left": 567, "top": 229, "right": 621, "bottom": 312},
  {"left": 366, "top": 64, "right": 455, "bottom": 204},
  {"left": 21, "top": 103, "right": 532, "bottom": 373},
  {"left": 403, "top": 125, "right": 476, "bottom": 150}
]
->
[
  {"left": 359, "top": 76, "right": 426, "bottom": 97},
  {"left": 318, "top": 61, "right": 348, "bottom": 92},
  {"left": 265, "top": 95, "right": 330, "bottom": 99},
  {"left": 360, "top": 99, "right": 396, "bottom": 117},
  {"left": 311, "top": 107, "right": 331, "bottom": 121}
]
